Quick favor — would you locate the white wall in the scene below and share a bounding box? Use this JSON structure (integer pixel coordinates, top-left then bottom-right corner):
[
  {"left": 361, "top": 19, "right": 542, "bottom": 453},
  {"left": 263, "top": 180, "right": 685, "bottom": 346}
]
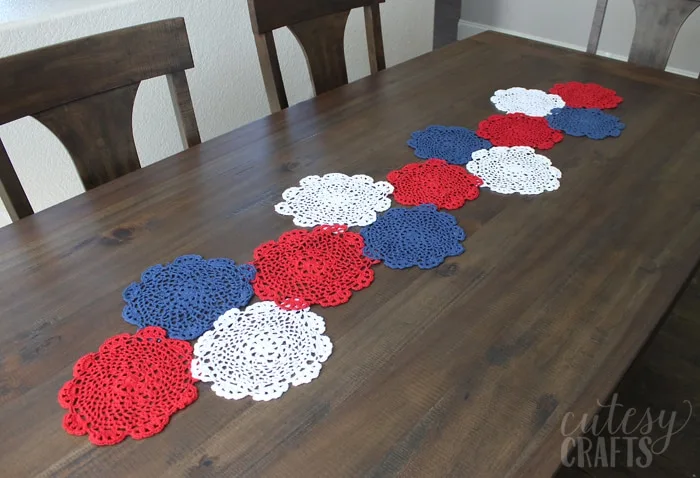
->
[
  {"left": 460, "top": 0, "right": 700, "bottom": 77},
  {"left": 0, "top": 0, "right": 435, "bottom": 227}
]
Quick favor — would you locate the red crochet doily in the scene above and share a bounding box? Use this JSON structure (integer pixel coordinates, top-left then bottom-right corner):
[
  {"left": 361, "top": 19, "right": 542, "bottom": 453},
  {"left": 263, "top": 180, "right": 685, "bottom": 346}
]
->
[
  {"left": 58, "top": 327, "right": 197, "bottom": 446},
  {"left": 477, "top": 113, "right": 564, "bottom": 150},
  {"left": 387, "top": 159, "right": 483, "bottom": 209},
  {"left": 549, "top": 82, "right": 623, "bottom": 109},
  {"left": 252, "top": 224, "right": 379, "bottom": 310}
]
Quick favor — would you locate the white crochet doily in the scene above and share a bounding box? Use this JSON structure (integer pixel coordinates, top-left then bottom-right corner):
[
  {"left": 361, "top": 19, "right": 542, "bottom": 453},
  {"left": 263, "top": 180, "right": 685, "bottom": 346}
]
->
[
  {"left": 491, "top": 87, "right": 565, "bottom": 117},
  {"left": 275, "top": 173, "right": 394, "bottom": 227},
  {"left": 191, "top": 301, "right": 332, "bottom": 401},
  {"left": 467, "top": 146, "right": 561, "bottom": 195}
]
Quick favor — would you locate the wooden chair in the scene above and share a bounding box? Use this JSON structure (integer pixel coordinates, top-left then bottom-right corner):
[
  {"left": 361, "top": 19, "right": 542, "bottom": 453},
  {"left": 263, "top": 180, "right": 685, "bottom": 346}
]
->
[
  {"left": 587, "top": 0, "right": 700, "bottom": 70},
  {"left": 248, "top": 0, "right": 386, "bottom": 112},
  {"left": 0, "top": 18, "right": 201, "bottom": 222},
  {"left": 433, "top": 0, "right": 462, "bottom": 50}
]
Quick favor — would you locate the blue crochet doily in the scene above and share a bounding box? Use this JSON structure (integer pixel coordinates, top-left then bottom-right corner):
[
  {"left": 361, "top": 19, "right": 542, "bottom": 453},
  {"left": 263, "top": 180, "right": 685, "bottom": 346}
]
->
[
  {"left": 546, "top": 107, "right": 625, "bottom": 139},
  {"left": 408, "top": 125, "right": 492, "bottom": 165},
  {"left": 122, "top": 255, "right": 256, "bottom": 340},
  {"left": 360, "top": 205, "right": 466, "bottom": 269}
]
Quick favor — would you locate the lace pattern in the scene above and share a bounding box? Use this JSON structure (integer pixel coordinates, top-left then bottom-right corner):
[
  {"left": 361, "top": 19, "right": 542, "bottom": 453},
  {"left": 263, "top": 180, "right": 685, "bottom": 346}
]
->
[
  {"left": 122, "top": 255, "right": 256, "bottom": 340},
  {"left": 549, "top": 82, "right": 623, "bottom": 109},
  {"left": 468, "top": 146, "right": 561, "bottom": 195},
  {"left": 491, "top": 87, "right": 565, "bottom": 117},
  {"left": 192, "top": 302, "right": 332, "bottom": 401},
  {"left": 275, "top": 173, "right": 393, "bottom": 227},
  {"left": 476, "top": 113, "right": 564, "bottom": 150},
  {"left": 58, "top": 327, "right": 197, "bottom": 445},
  {"left": 546, "top": 107, "right": 625, "bottom": 139},
  {"left": 253, "top": 225, "right": 379, "bottom": 310},
  {"left": 361, "top": 205, "right": 466, "bottom": 269},
  {"left": 408, "top": 125, "right": 492, "bottom": 165},
  {"left": 387, "top": 159, "right": 482, "bottom": 209}
]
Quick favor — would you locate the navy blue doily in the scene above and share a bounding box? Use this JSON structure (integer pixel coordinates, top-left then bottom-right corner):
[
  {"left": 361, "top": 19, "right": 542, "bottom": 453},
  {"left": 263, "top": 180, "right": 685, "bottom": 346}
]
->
[
  {"left": 360, "top": 205, "right": 466, "bottom": 269},
  {"left": 408, "top": 125, "right": 492, "bottom": 165},
  {"left": 122, "top": 255, "right": 256, "bottom": 340},
  {"left": 546, "top": 107, "right": 625, "bottom": 140}
]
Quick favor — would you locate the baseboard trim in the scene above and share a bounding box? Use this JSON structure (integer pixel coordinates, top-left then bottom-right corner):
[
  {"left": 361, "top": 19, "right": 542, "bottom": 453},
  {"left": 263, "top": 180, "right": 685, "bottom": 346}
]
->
[{"left": 457, "top": 19, "right": 698, "bottom": 79}]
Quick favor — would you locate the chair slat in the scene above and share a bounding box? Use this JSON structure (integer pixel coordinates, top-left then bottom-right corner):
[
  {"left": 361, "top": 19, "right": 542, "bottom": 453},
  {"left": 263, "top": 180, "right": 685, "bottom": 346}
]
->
[
  {"left": 628, "top": 0, "right": 700, "bottom": 70},
  {"left": 0, "top": 140, "right": 33, "bottom": 221},
  {"left": 34, "top": 85, "right": 142, "bottom": 191},
  {"left": 587, "top": 0, "right": 700, "bottom": 72},
  {"left": 0, "top": 18, "right": 201, "bottom": 222},
  {"left": 288, "top": 11, "right": 352, "bottom": 96},
  {"left": 249, "top": 0, "right": 383, "bottom": 33},
  {"left": 248, "top": 0, "right": 386, "bottom": 112}
]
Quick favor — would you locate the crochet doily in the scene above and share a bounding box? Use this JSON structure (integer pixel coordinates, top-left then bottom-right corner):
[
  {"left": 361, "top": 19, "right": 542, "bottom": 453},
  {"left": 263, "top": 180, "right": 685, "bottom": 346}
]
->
[
  {"left": 546, "top": 107, "right": 625, "bottom": 139},
  {"left": 467, "top": 146, "right": 561, "bottom": 195},
  {"left": 191, "top": 301, "right": 332, "bottom": 401},
  {"left": 490, "top": 87, "right": 565, "bottom": 117},
  {"left": 549, "top": 82, "right": 623, "bottom": 109},
  {"left": 275, "top": 173, "right": 393, "bottom": 227},
  {"left": 476, "top": 113, "right": 564, "bottom": 150},
  {"left": 58, "top": 327, "right": 197, "bottom": 446},
  {"left": 360, "top": 205, "right": 466, "bottom": 269},
  {"left": 387, "top": 159, "right": 483, "bottom": 209},
  {"left": 252, "top": 224, "right": 379, "bottom": 310},
  {"left": 122, "top": 255, "right": 256, "bottom": 340},
  {"left": 408, "top": 125, "right": 493, "bottom": 165}
]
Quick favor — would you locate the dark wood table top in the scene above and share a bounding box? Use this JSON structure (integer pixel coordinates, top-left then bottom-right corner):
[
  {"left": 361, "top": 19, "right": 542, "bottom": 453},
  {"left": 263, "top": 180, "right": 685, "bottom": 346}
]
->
[{"left": 2, "top": 31, "right": 700, "bottom": 477}]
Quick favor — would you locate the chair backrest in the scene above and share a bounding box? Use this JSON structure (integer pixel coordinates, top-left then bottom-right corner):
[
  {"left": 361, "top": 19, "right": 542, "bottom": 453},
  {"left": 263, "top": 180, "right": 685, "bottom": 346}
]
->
[
  {"left": 433, "top": 0, "right": 462, "bottom": 49},
  {"left": 587, "top": 0, "right": 700, "bottom": 70},
  {"left": 248, "top": 0, "right": 386, "bottom": 112},
  {"left": 0, "top": 18, "right": 201, "bottom": 222}
]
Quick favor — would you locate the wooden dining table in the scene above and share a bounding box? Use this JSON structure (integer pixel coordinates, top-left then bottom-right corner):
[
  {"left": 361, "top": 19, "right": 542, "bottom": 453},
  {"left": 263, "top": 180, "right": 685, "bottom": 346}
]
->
[{"left": 1, "top": 31, "right": 700, "bottom": 477}]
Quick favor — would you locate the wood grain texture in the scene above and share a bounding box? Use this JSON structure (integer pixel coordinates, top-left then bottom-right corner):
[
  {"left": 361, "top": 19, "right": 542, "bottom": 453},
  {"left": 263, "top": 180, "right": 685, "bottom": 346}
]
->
[
  {"left": 555, "top": 273, "right": 700, "bottom": 477},
  {"left": 0, "top": 139, "right": 33, "bottom": 221},
  {"left": 364, "top": 4, "right": 386, "bottom": 72},
  {"left": 288, "top": 11, "right": 352, "bottom": 96},
  {"left": 166, "top": 71, "right": 202, "bottom": 149},
  {"left": 588, "top": 0, "right": 700, "bottom": 71},
  {"left": 248, "top": 0, "right": 385, "bottom": 110},
  {"left": 34, "top": 85, "right": 142, "bottom": 191},
  {"left": 0, "top": 18, "right": 201, "bottom": 220},
  {"left": 248, "top": 0, "right": 385, "bottom": 34},
  {"left": 253, "top": 32, "right": 289, "bottom": 111},
  {"left": 0, "top": 18, "right": 194, "bottom": 125},
  {"left": 1, "top": 32, "right": 700, "bottom": 478}
]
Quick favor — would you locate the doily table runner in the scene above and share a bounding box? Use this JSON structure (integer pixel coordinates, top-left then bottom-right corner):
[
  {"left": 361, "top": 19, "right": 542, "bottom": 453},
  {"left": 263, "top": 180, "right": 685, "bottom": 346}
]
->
[
  {"left": 58, "top": 327, "right": 197, "bottom": 445},
  {"left": 546, "top": 107, "right": 625, "bottom": 139},
  {"left": 387, "top": 159, "right": 482, "bottom": 209},
  {"left": 476, "top": 113, "right": 564, "bottom": 150},
  {"left": 253, "top": 224, "right": 379, "bottom": 310},
  {"left": 361, "top": 205, "right": 466, "bottom": 269},
  {"left": 490, "top": 87, "right": 565, "bottom": 117},
  {"left": 54, "top": 77, "right": 631, "bottom": 441},
  {"left": 468, "top": 146, "right": 561, "bottom": 195},
  {"left": 122, "top": 255, "right": 256, "bottom": 340},
  {"left": 275, "top": 173, "right": 393, "bottom": 227},
  {"left": 549, "top": 82, "right": 623, "bottom": 109},
  {"left": 408, "top": 125, "right": 492, "bottom": 165},
  {"left": 192, "top": 302, "right": 332, "bottom": 401}
]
